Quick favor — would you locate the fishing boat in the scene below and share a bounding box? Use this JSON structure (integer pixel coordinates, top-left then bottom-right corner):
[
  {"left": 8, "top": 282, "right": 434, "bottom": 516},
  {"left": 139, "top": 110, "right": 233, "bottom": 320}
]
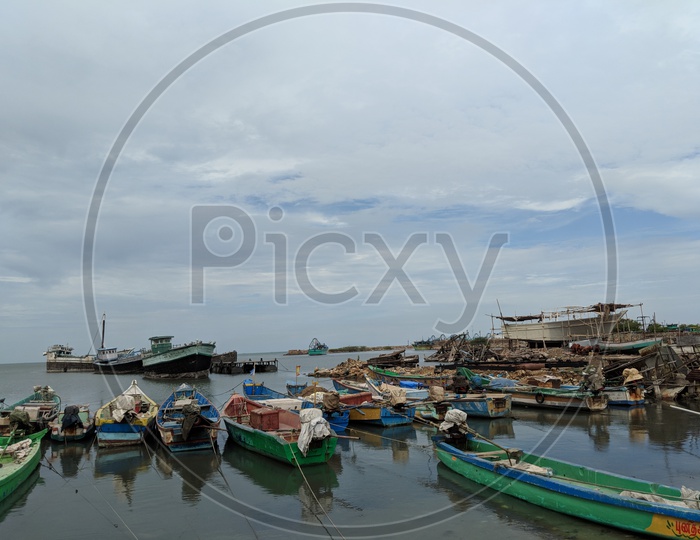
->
[
  {"left": 49, "top": 405, "right": 95, "bottom": 442},
  {"left": 366, "top": 349, "right": 419, "bottom": 368},
  {"left": 0, "top": 386, "right": 61, "bottom": 437},
  {"left": 308, "top": 338, "right": 329, "bottom": 356},
  {"left": 141, "top": 336, "right": 216, "bottom": 379},
  {"left": 0, "top": 429, "right": 46, "bottom": 503},
  {"left": 92, "top": 315, "right": 143, "bottom": 374},
  {"left": 338, "top": 391, "right": 415, "bottom": 427},
  {"left": 332, "top": 379, "right": 369, "bottom": 394},
  {"left": 364, "top": 376, "right": 512, "bottom": 419},
  {"left": 502, "top": 385, "right": 608, "bottom": 411},
  {"left": 412, "top": 336, "right": 438, "bottom": 350},
  {"left": 221, "top": 393, "right": 338, "bottom": 466},
  {"left": 435, "top": 421, "right": 700, "bottom": 538},
  {"left": 286, "top": 381, "right": 308, "bottom": 396},
  {"left": 94, "top": 380, "right": 158, "bottom": 447},
  {"left": 495, "top": 302, "right": 633, "bottom": 346},
  {"left": 44, "top": 344, "right": 95, "bottom": 373},
  {"left": 444, "top": 394, "right": 512, "bottom": 419},
  {"left": 243, "top": 381, "right": 349, "bottom": 432},
  {"left": 368, "top": 365, "right": 453, "bottom": 389},
  {"left": 156, "top": 384, "right": 221, "bottom": 452},
  {"left": 457, "top": 368, "right": 608, "bottom": 412}
]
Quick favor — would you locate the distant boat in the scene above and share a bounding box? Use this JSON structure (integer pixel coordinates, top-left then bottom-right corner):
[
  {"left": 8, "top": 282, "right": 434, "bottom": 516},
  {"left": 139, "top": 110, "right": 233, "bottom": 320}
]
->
[
  {"left": 435, "top": 429, "right": 700, "bottom": 538},
  {"left": 141, "top": 336, "right": 216, "bottom": 379},
  {"left": 94, "top": 380, "right": 158, "bottom": 447},
  {"left": 156, "top": 384, "right": 220, "bottom": 452},
  {"left": 44, "top": 344, "right": 94, "bottom": 373},
  {"left": 412, "top": 335, "right": 440, "bottom": 350},
  {"left": 0, "top": 429, "right": 47, "bottom": 503},
  {"left": 49, "top": 405, "right": 95, "bottom": 442},
  {"left": 221, "top": 393, "right": 338, "bottom": 466},
  {"left": 496, "top": 302, "right": 633, "bottom": 345},
  {"left": 92, "top": 315, "right": 143, "bottom": 374},
  {"left": 0, "top": 386, "right": 61, "bottom": 438},
  {"left": 308, "top": 338, "right": 329, "bottom": 356}
]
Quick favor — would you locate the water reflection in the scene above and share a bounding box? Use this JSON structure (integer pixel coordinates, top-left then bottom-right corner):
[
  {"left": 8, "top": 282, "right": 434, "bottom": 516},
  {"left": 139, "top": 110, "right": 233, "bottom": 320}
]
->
[
  {"left": 152, "top": 446, "right": 222, "bottom": 504},
  {"left": 469, "top": 418, "right": 515, "bottom": 440},
  {"left": 0, "top": 467, "right": 42, "bottom": 521},
  {"left": 437, "top": 463, "right": 631, "bottom": 539},
  {"left": 354, "top": 425, "right": 417, "bottom": 463},
  {"left": 511, "top": 408, "right": 613, "bottom": 450},
  {"left": 222, "top": 438, "right": 339, "bottom": 522},
  {"left": 94, "top": 445, "right": 151, "bottom": 505},
  {"left": 47, "top": 440, "right": 92, "bottom": 478}
]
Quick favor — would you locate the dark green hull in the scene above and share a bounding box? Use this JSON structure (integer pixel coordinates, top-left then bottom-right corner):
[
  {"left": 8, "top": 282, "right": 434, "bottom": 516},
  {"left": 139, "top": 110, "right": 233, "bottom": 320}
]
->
[{"left": 223, "top": 417, "right": 336, "bottom": 466}]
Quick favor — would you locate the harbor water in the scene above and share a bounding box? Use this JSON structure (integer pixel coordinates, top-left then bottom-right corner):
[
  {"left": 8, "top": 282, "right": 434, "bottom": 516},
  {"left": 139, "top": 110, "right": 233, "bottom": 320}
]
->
[{"left": 1, "top": 351, "right": 699, "bottom": 539}]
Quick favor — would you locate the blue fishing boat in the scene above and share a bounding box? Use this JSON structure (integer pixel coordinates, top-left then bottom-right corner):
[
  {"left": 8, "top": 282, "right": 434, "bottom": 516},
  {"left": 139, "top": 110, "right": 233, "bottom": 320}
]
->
[
  {"left": 156, "top": 383, "right": 221, "bottom": 452},
  {"left": 243, "top": 381, "right": 349, "bottom": 432},
  {"left": 94, "top": 380, "right": 158, "bottom": 447}
]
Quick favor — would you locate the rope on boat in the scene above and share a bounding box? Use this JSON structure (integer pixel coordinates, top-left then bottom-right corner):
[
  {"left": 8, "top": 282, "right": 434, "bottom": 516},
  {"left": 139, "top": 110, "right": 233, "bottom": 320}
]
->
[{"left": 293, "top": 457, "right": 346, "bottom": 540}]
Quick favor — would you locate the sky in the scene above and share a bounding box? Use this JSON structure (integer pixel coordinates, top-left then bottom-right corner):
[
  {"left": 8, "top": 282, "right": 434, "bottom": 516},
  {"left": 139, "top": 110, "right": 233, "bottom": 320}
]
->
[{"left": 2, "top": 1, "right": 700, "bottom": 363}]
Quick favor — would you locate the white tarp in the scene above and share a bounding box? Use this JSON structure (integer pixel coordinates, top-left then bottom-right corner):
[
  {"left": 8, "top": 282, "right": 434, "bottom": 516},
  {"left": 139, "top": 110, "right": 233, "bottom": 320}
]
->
[
  {"left": 297, "top": 408, "right": 332, "bottom": 456},
  {"left": 439, "top": 409, "right": 469, "bottom": 434},
  {"left": 111, "top": 394, "right": 136, "bottom": 422}
]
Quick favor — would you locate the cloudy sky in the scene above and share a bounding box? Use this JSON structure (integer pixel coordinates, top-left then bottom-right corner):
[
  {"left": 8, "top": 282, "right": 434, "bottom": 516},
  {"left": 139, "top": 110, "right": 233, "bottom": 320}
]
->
[{"left": 2, "top": 2, "right": 700, "bottom": 363}]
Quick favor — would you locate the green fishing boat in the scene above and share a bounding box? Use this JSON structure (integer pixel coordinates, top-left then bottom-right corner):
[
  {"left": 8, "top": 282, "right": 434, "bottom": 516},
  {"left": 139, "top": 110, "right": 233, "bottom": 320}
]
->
[
  {"left": 0, "top": 429, "right": 47, "bottom": 502},
  {"left": 435, "top": 425, "right": 700, "bottom": 538},
  {"left": 221, "top": 394, "right": 337, "bottom": 466},
  {"left": 307, "top": 338, "right": 329, "bottom": 356}
]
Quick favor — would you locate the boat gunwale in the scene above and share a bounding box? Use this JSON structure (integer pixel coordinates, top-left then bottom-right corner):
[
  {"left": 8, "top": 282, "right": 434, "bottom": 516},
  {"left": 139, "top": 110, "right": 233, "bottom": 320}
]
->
[{"left": 435, "top": 440, "right": 700, "bottom": 521}]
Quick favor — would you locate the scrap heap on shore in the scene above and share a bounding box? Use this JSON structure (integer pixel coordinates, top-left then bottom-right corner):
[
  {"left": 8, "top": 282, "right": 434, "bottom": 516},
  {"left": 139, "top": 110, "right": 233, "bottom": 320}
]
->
[{"left": 313, "top": 338, "right": 700, "bottom": 401}]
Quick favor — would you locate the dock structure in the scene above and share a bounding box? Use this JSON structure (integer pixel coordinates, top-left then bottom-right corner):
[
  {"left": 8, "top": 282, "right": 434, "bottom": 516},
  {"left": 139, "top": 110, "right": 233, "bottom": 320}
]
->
[{"left": 210, "top": 351, "right": 278, "bottom": 375}]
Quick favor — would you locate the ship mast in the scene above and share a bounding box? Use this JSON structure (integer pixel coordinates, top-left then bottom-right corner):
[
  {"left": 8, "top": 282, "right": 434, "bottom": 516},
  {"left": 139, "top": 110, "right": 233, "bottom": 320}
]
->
[{"left": 101, "top": 313, "right": 106, "bottom": 349}]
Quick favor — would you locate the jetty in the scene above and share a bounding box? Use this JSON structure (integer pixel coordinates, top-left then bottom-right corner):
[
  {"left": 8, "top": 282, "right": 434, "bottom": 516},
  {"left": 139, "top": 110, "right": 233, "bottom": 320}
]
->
[{"left": 210, "top": 351, "right": 278, "bottom": 375}]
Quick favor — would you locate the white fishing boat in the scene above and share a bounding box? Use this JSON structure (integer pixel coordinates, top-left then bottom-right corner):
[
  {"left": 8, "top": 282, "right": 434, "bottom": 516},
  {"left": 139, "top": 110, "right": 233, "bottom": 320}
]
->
[{"left": 496, "top": 303, "right": 634, "bottom": 345}]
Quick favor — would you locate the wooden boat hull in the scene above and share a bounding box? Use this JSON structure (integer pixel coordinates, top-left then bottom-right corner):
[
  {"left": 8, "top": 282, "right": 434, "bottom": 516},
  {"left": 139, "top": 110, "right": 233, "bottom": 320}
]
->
[
  {"left": 94, "top": 380, "right": 158, "bottom": 447},
  {"left": 436, "top": 436, "right": 700, "bottom": 538},
  {"left": 501, "top": 388, "right": 608, "bottom": 411},
  {"left": 0, "top": 429, "right": 46, "bottom": 503},
  {"left": 96, "top": 423, "right": 149, "bottom": 447},
  {"left": 368, "top": 366, "right": 452, "bottom": 388},
  {"left": 156, "top": 384, "right": 221, "bottom": 452},
  {"left": 603, "top": 386, "right": 645, "bottom": 406},
  {"left": 347, "top": 404, "right": 415, "bottom": 427},
  {"left": 222, "top": 416, "right": 337, "bottom": 466},
  {"left": 49, "top": 409, "right": 95, "bottom": 442},
  {"left": 245, "top": 381, "right": 350, "bottom": 432},
  {"left": 142, "top": 342, "right": 215, "bottom": 379},
  {"left": 447, "top": 394, "right": 512, "bottom": 418}
]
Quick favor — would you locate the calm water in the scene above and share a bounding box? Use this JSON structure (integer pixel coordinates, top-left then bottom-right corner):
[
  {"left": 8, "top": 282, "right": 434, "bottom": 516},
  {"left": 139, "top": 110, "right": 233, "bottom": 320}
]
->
[{"left": 1, "top": 352, "right": 699, "bottom": 539}]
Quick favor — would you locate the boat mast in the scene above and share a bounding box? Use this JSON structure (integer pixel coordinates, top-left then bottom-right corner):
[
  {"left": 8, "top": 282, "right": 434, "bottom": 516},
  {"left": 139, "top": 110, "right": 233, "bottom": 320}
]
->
[{"left": 101, "top": 313, "right": 106, "bottom": 349}]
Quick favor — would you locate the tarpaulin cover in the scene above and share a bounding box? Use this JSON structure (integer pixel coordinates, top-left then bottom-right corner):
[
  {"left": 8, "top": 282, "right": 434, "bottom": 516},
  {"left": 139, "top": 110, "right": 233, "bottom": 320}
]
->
[
  {"left": 297, "top": 408, "right": 332, "bottom": 456},
  {"left": 439, "top": 409, "right": 469, "bottom": 435}
]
